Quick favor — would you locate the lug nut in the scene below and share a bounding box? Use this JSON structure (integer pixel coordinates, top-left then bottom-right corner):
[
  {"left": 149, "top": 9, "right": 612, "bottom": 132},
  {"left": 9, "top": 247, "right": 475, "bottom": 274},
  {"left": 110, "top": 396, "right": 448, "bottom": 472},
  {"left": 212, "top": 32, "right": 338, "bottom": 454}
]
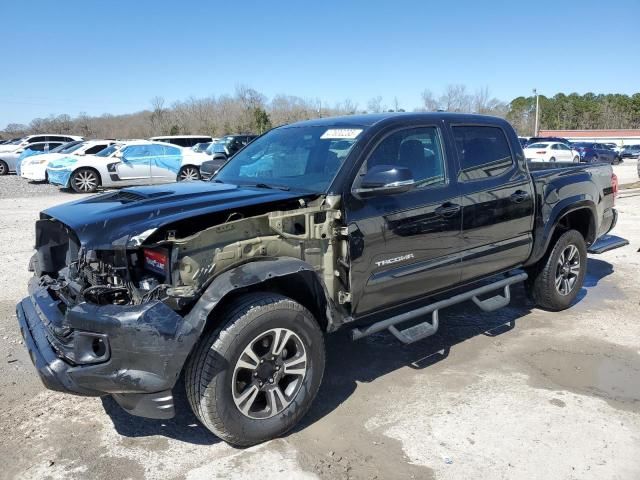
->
[
  {"left": 253, "top": 372, "right": 258, "bottom": 377},
  {"left": 276, "top": 365, "right": 281, "bottom": 371},
  {"left": 260, "top": 359, "right": 264, "bottom": 364},
  {"left": 259, "top": 381, "right": 263, "bottom": 387},
  {"left": 269, "top": 378, "right": 274, "bottom": 383}
]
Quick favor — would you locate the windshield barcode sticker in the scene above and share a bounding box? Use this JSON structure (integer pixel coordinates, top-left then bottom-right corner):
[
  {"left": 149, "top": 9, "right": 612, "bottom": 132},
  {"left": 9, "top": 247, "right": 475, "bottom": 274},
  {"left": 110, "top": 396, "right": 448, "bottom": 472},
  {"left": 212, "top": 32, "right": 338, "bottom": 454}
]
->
[{"left": 320, "top": 128, "right": 363, "bottom": 140}]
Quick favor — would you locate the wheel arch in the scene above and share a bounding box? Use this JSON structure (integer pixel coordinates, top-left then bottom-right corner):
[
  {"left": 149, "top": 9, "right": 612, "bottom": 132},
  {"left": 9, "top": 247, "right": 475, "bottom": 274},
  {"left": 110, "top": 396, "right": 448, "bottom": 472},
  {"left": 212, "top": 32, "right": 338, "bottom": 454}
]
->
[
  {"left": 182, "top": 257, "right": 338, "bottom": 343},
  {"left": 526, "top": 200, "right": 597, "bottom": 266},
  {"left": 70, "top": 165, "right": 103, "bottom": 187}
]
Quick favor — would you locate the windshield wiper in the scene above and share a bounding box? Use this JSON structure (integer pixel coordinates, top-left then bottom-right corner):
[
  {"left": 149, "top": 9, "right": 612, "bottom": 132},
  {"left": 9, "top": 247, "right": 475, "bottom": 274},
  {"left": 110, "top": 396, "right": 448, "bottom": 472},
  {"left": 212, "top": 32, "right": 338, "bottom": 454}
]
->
[{"left": 252, "top": 182, "right": 290, "bottom": 191}]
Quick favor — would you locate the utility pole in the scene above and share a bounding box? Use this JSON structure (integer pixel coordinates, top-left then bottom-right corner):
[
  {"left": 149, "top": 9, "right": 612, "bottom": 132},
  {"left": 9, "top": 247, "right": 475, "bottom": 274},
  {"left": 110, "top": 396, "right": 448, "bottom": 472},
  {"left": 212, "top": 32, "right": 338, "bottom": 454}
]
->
[{"left": 533, "top": 88, "right": 540, "bottom": 136}]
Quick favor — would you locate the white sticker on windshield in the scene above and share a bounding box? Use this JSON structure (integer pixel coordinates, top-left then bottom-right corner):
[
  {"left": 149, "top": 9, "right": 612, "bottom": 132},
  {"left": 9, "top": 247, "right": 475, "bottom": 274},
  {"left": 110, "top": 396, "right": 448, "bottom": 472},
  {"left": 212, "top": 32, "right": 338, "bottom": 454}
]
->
[{"left": 320, "top": 128, "right": 363, "bottom": 140}]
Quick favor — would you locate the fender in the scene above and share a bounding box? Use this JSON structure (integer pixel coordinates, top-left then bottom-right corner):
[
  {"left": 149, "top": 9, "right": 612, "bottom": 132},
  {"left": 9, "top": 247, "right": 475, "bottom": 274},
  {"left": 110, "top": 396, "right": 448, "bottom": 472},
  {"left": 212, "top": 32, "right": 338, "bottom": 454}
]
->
[
  {"left": 526, "top": 196, "right": 597, "bottom": 266},
  {"left": 181, "top": 257, "right": 339, "bottom": 342}
]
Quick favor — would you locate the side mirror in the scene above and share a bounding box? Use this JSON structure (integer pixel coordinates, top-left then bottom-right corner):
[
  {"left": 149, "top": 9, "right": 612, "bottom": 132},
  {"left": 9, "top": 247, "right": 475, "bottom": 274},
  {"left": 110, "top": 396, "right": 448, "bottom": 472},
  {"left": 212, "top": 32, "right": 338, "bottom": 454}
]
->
[{"left": 354, "top": 165, "right": 415, "bottom": 197}]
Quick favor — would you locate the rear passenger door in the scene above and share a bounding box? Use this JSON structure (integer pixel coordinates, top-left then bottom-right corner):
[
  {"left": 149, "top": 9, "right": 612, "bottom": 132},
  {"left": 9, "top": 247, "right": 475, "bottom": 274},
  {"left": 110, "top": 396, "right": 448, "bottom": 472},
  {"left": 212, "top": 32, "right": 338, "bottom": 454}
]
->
[
  {"left": 345, "top": 125, "right": 463, "bottom": 316},
  {"left": 449, "top": 124, "right": 534, "bottom": 283}
]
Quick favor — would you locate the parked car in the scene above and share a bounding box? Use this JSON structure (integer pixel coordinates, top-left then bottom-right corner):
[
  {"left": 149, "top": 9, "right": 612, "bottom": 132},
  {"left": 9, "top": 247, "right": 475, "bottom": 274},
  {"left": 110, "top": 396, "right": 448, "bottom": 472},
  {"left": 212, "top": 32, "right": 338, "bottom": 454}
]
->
[
  {"left": 523, "top": 141, "right": 579, "bottom": 162},
  {"left": 525, "top": 136, "right": 571, "bottom": 146},
  {"left": 192, "top": 141, "right": 215, "bottom": 153},
  {"left": 621, "top": 144, "right": 640, "bottom": 159},
  {"left": 199, "top": 157, "right": 227, "bottom": 180},
  {"left": 20, "top": 140, "right": 115, "bottom": 182},
  {"left": 0, "top": 134, "right": 83, "bottom": 154},
  {"left": 208, "top": 134, "right": 258, "bottom": 160},
  {"left": 149, "top": 135, "right": 213, "bottom": 148},
  {"left": 572, "top": 142, "right": 620, "bottom": 164},
  {"left": 46, "top": 140, "right": 210, "bottom": 193},
  {"left": 17, "top": 113, "right": 626, "bottom": 447},
  {"left": 0, "top": 141, "right": 66, "bottom": 175}
]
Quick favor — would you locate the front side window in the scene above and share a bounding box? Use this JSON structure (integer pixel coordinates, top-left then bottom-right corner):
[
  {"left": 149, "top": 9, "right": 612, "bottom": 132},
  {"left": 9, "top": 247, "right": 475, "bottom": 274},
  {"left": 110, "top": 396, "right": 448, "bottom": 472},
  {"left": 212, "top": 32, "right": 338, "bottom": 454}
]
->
[
  {"left": 215, "top": 125, "right": 360, "bottom": 192},
  {"left": 453, "top": 125, "right": 514, "bottom": 182},
  {"left": 358, "top": 126, "right": 446, "bottom": 188}
]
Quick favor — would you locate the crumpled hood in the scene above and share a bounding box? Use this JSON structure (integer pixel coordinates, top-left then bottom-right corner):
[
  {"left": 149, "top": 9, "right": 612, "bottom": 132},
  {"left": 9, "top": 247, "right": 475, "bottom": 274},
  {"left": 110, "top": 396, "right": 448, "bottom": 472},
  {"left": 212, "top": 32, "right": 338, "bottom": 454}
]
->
[{"left": 43, "top": 181, "right": 310, "bottom": 249}]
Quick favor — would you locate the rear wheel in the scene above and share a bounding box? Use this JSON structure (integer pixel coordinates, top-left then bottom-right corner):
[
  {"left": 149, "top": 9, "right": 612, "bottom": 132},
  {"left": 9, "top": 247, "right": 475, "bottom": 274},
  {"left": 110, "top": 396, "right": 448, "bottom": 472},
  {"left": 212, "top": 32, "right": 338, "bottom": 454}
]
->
[
  {"left": 549, "top": 156, "right": 556, "bottom": 162},
  {"left": 573, "top": 156, "right": 580, "bottom": 162},
  {"left": 178, "top": 166, "right": 200, "bottom": 181},
  {"left": 185, "top": 292, "right": 325, "bottom": 446},
  {"left": 0, "top": 160, "right": 8, "bottom": 175},
  {"left": 527, "top": 229, "right": 587, "bottom": 311},
  {"left": 70, "top": 168, "right": 100, "bottom": 193}
]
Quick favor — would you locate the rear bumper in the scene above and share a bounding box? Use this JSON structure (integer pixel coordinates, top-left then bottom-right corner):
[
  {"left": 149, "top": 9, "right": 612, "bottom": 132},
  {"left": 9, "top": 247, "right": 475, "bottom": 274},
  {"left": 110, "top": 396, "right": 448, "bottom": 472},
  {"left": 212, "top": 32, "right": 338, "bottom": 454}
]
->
[{"left": 16, "top": 278, "right": 196, "bottom": 418}]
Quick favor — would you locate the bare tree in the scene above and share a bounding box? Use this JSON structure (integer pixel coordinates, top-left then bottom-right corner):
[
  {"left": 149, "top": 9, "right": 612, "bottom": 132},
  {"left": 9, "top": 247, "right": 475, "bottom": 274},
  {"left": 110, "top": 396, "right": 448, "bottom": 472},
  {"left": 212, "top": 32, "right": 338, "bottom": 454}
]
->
[
  {"left": 440, "top": 84, "right": 472, "bottom": 112},
  {"left": 418, "top": 90, "right": 440, "bottom": 111},
  {"left": 367, "top": 96, "right": 383, "bottom": 113}
]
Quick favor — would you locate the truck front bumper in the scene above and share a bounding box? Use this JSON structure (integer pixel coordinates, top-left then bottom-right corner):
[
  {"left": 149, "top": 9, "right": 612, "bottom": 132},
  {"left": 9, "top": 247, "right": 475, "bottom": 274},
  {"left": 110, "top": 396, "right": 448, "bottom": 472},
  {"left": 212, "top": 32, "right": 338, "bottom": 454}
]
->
[{"left": 16, "top": 278, "right": 196, "bottom": 419}]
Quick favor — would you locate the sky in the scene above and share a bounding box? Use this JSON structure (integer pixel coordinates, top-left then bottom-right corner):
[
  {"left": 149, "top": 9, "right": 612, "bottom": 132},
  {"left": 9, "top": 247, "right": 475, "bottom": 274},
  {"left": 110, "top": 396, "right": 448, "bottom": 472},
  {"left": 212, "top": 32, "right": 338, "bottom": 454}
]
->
[{"left": 1, "top": 0, "right": 639, "bottom": 129}]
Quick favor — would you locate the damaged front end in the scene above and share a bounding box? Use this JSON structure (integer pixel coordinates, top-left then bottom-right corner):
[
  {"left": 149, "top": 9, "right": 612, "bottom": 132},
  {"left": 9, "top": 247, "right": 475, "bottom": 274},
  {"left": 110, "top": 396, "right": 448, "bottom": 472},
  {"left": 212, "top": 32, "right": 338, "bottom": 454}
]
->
[{"left": 17, "top": 193, "right": 350, "bottom": 419}]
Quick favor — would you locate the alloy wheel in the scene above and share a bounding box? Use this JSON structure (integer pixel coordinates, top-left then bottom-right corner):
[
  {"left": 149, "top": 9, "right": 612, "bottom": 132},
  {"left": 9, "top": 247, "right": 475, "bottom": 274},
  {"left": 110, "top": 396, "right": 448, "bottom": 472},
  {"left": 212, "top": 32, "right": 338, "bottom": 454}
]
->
[
  {"left": 232, "top": 328, "right": 308, "bottom": 419},
  {"left": 179, "top": 167, "right": 200, "bottom": 181},
  {"left": 73, "top": 170, "right": 98, "bottom": 192},
  {"left": 555, "top": 244, "right": 581, "bottom": 296}
]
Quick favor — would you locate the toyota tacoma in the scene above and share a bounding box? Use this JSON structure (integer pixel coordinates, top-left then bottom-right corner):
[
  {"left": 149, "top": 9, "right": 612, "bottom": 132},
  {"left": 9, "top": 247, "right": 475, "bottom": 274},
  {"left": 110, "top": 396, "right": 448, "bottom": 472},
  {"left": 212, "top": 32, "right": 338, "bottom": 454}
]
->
[{"left": 17, "top": 113, "right": 627, "bottom": 446}]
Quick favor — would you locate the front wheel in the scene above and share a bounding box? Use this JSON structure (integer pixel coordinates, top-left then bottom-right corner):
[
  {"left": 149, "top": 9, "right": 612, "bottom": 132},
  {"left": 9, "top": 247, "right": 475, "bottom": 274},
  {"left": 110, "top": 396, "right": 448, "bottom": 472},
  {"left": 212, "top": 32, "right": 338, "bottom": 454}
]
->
[
  {"left": 549, "top": 156, "right": 556, "bottom": 162},
  {"left": 70, "top": 168, "right": 100, "bottom": 193},
  {"left": 178, "top": 166, "right": 200, "bottom": 182},
  {"left": 573, "top": 156, "right": 580, "bottom": 163},
  {"left": 185, "top": 292, "right": 325, "bottom": 446},
  {"left": 0, "top": 160, "right": 8, "bottom": 175},
  {"left": 526, "top": 229, "right": 587, "bottom": 311}
]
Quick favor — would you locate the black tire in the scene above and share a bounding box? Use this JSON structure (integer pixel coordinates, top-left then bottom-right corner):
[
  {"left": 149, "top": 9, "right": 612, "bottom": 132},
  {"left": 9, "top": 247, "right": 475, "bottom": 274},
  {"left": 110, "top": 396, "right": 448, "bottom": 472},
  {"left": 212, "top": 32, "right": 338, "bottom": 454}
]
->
[
  {"left": 549, "top": 156, "right": 556, "bottom": 162},
  {"left": 177, "top": 165, "right": 201, "bottom": 182},
  {"left": 70, "top": 168, "right": 100, "bottom": 193},
  {"left": 573, "top": 156, "right": 580, "bottom": 163},
  {"left": 185, "top": 292, "right": 325, "bottom": 446},
  {"left": 0, "top": 160, "right": 8, "bottom": 175},
  {"left": 527, "top": 229, "right": 587, "bottom": 311}
]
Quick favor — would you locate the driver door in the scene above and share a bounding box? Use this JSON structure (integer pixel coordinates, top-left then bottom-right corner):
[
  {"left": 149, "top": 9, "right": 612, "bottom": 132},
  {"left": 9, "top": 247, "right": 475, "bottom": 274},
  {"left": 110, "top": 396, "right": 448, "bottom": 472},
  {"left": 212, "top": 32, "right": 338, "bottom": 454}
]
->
[
  {"left": 117, "top": 145, "right": 152, "bottom": 184},
  {"left": 344, "top": 125, "right": 463, "bottom": 316}
]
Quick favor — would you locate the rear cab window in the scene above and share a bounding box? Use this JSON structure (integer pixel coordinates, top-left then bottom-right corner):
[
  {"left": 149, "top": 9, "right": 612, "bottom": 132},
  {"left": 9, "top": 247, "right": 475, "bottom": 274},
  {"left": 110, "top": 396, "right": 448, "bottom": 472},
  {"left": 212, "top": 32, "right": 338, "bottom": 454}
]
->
[{"left": 452, "top": 125, "right": 514, "bottom": 182}]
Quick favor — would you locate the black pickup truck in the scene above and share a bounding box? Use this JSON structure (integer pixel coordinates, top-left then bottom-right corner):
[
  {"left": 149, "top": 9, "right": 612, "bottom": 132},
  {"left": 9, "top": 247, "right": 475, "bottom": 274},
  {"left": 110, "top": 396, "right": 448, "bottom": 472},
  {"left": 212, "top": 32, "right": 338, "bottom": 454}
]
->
[{"left": 17, "top": 113, "right": 627, "bottom": 446}]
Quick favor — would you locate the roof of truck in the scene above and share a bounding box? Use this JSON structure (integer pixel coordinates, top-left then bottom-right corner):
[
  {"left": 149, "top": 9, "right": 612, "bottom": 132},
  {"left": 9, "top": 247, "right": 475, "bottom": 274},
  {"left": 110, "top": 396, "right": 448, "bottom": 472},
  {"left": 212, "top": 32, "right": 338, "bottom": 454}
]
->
[{"left": 285, "top": 112, "right": 508, "bottom": 128}]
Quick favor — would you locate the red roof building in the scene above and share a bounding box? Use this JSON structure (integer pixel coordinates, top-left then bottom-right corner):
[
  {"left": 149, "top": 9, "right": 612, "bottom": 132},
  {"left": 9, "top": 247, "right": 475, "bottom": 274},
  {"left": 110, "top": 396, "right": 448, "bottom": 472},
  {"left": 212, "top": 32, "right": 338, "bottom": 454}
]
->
[{"left": 539, "top": 129, "right": 640, "bottom": 145}]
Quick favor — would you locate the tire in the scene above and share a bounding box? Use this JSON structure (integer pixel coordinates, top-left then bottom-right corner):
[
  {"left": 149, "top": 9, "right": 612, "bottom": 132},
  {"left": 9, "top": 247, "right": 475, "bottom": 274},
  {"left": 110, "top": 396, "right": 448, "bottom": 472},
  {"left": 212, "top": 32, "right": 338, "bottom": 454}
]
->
[
  {"left": 573, "top": 156, "right": 580, "bottom": 163},
  {"left": 178, "top": 166, "right": 200, "bottom": 182},
  {"left": 0, "top": 160, "right": 8, "bottom": 175},
  {"left": 549, "top": 157, "right": 556, "bottom": 162},
  {"left": 70, "top": 168, "right": 100, "bottom": 193},
  {"left": 185, "top": 292, "right": 325, "bottom": 446},
  {"left": 527, "top": 229, "right": 587, "bottom": 311}
]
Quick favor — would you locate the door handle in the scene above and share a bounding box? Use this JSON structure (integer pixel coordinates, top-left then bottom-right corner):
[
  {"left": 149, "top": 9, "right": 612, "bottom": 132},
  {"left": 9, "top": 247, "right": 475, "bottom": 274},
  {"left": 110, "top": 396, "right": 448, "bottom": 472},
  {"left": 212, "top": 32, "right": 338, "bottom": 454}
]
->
[
  {"left": 435, "top": 203, "right": 461, "bottom": 218},
  {"left": 510, "top": 190, "right": 530, "bottom": 203}
]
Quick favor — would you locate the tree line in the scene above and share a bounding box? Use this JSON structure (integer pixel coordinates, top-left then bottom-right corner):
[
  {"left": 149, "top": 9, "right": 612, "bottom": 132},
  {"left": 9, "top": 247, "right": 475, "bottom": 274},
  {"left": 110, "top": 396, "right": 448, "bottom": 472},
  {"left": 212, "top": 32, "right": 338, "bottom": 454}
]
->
[{"left": 2, "top": 85, "right": 639, "bottom": 140}]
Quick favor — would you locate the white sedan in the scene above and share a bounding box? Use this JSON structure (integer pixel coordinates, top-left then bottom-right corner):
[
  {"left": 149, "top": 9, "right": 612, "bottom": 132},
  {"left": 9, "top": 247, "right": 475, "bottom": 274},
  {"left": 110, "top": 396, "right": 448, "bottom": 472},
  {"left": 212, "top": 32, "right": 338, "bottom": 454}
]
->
[
  {"left": 46, "top": 140, "right": 210, "bottom": 193},
  {"left": 20, "top": 140, "right": 114, "bottom": 181},
  {"left": 523, "top": 142, "right": 580, "bottom": 163}
]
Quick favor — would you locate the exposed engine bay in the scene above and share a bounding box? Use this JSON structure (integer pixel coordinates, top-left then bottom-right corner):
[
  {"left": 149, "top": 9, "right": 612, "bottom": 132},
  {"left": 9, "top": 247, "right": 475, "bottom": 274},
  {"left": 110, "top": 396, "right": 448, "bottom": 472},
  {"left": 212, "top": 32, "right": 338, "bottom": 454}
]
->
[{"left": 33, "top": 195, "right": 349, "bottom": 313}]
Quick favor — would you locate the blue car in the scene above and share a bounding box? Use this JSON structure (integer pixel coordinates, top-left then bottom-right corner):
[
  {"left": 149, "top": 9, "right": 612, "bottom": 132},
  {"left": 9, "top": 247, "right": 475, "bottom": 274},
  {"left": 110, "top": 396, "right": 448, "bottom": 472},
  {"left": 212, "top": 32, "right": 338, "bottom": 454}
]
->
[{"left": 572, "top": 142, "right": 620, "bottom": 164}]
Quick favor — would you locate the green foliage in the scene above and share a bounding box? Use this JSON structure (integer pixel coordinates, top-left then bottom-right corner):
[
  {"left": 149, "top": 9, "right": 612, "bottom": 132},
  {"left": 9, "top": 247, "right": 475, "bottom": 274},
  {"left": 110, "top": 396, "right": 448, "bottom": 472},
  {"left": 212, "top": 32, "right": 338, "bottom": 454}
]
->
[{"left": 508, "top": 93, "right": 640, "bottom": 135}]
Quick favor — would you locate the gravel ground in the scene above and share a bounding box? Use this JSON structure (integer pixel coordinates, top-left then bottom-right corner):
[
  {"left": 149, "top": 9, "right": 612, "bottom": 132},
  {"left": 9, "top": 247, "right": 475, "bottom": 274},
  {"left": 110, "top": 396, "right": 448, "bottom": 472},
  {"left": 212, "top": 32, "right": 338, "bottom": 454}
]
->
[
  {"left": 0, "top": 175, "right": 66, "bottom": 198},
  {"left": 0, "top": 184, "right": 639, "bottom": 479}
]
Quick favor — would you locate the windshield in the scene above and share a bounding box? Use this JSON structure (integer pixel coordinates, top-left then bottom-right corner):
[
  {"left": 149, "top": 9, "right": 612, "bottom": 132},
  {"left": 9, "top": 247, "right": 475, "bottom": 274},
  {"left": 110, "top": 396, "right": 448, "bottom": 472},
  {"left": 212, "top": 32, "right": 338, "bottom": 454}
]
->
[
  {"left": 214, "top": 126, "right": 361, "bottom": 193},
  {"left": 96, "top": 144, "right": 119, "bottom": 157}
]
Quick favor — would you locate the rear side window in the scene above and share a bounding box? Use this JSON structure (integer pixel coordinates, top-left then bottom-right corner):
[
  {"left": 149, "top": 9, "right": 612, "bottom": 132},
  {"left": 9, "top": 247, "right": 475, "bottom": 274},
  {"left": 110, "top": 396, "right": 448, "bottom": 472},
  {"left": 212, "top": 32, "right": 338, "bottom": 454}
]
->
[
  {"left": 28, "top": 136, "right": 45, "bottom": 143},
  {"left": 452, "top": 126, "right": 514, "bottom": 182}
]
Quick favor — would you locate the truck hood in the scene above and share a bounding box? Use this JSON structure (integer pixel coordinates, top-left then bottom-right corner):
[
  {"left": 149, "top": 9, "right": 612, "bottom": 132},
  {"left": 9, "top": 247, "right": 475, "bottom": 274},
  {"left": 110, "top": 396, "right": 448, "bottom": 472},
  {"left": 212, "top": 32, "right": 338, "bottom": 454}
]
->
[{"left": 43, "top": 181, "right": 312, "bottom": 249}]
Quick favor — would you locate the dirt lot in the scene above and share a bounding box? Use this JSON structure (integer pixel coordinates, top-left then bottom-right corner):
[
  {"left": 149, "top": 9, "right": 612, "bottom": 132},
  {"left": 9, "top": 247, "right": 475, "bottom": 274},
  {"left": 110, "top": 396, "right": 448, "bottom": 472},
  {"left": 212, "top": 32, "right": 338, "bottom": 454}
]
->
[{"left": 0, "top": 171, "right": 639, "bottom": 480}]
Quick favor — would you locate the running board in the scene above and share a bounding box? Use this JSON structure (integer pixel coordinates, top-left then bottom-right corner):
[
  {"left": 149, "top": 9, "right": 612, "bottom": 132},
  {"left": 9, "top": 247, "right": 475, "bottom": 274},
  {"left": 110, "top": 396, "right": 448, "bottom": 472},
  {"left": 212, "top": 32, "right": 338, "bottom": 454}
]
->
[
  {"left": 351, "top": 273, "right": 528, "bottom": 344},
  {"left": 588, "top": 235, "right": 629, "bottom": 254}
]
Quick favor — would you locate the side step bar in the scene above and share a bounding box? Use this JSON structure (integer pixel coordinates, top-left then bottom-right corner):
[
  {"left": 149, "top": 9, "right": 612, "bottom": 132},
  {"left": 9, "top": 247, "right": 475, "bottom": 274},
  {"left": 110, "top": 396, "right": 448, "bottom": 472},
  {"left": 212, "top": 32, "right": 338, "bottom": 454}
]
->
[
  {"left": 351, "top": 273, "right": 528, "bottom": 344},
  {"left": 587, "top": 235, "right": 629, "bottom": 254}
]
